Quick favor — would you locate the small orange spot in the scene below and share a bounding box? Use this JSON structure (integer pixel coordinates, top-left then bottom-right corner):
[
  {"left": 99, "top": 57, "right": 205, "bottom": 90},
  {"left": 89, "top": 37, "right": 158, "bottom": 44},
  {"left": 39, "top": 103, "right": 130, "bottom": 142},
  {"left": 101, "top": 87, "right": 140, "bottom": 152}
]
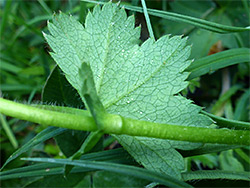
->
[{"left": 208, "top": 40, "right": 224, "bottom": 55}]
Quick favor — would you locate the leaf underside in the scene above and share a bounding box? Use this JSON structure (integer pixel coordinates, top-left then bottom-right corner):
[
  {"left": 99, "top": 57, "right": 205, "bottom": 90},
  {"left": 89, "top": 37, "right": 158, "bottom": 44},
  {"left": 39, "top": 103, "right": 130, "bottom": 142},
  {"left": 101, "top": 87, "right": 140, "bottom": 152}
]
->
[{"left": 44, "top": 2, "right": 212, "bottom": 179}]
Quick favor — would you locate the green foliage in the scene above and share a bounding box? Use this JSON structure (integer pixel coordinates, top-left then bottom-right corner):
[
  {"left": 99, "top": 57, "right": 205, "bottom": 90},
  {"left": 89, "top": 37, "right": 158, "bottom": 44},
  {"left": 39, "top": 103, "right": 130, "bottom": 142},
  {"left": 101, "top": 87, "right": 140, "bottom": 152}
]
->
[
  {"left": 43, "top": 2, "right": 214, "bottom": 179},
  {"left": 1, "top": 0, "right": 249, "bottom": 187}
]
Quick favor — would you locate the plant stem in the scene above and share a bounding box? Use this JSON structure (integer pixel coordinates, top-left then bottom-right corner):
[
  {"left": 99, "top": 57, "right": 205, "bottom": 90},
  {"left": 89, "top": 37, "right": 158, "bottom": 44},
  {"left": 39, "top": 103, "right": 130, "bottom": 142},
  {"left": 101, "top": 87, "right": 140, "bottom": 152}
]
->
[
  {"left": 141, "top": 0, "right": 155, "bottom": 40},
  {"left": 0, "top": 98, "right": 96, "bottom": 131},
  {"left": 0, "top": 98, "right": 249, "bottom": 146}
]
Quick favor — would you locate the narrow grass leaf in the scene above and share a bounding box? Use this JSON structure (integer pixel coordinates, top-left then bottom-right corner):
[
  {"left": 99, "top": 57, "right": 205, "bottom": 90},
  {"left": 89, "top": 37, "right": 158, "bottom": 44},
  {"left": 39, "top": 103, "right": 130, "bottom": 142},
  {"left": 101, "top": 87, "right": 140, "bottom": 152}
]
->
[
  {"left": 82, "top": 0, "right": 250, "bottom": 33},
  {"left": 0, "top": 0, "right": 13, "bottom": 37},
  {"left": 0, "top": 84, "right": 41, "bottom": 92},
  {"left": 187, "top": 48, "right": 250, "bottom": 80},
  {"left": 182, "top": 170, "right": 250, "bottom": 181},
  {"left": 0, "top": 113, "right": 18, "bottom": 149},
  {"left": 180, "top": 143, "right": 241, "bottom": 157},
  {"left": 1, "top": 127, "right": 66, "bottom": 170},
  {"left": 0, "top": 148, "right": 133, "bottom": 180},
  {"left": 37, "top": 0, "right": 53, "bottom": 15},
  {"left": 234, "top": 148, "right": 250, "bottom": 165},
  {"left": 0, "top": 60, "right": 21, "bottom": 73},
  {"left": 201, "top": 111, "right": 250, "bottom": 130},
  {"left": 211, "top": 85, "right": 243, "bottom": 115},
  {"left": 141, "top": 0, "right": 154, "bottom": 40},
  {"left": 64, "top": 131, "right": 104, "bottom": 175},
  {"left": 21, "top": 158, "right": 193, "bottom": 187},
  {"left": 234, "top": 89, "right": 250, "bottom": 121}
]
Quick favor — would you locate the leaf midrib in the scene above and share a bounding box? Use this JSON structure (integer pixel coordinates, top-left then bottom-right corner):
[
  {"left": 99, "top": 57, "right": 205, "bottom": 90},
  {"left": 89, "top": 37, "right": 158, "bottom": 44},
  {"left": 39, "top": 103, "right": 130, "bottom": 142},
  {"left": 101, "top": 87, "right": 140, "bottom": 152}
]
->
[
  {"left": 104, "top": 40, "right": 185, "bottom": 109},
  {"left": 96, "top": 8, "right": 119, "bottom": 94}
]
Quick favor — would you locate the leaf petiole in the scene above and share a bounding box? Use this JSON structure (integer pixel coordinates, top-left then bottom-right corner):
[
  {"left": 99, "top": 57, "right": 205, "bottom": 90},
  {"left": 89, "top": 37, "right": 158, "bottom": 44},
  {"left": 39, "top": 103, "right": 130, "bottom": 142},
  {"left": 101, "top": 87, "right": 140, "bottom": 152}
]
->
[{"left": 0, "top": 97, "right": 249, "bottom": 146}]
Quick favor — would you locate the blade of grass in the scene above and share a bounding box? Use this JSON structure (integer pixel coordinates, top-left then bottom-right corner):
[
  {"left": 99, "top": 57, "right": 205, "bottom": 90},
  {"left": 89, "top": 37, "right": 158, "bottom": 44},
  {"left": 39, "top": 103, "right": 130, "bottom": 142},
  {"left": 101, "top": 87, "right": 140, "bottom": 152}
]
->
[
  {"left": 141, "top": 0, "right": 154, "bottom": 40},
  {"left": 79, "top": 1, "right": 87, "bottom": 23},
  {"left": 64, "top": 131, "right": 104, "bottom": 175},
  {"left": 21, "top": 157, "right": 192, "bottom": 187},
  {"left": 180, "top": 144, "right": 241, "bottom": 157},
  {"left": 103, "top": 136, "right": 116, "bottom": 148},
  {"left": 0, "top": 148, "right": 133, "bottom": 180},
  {"left": 0, "top": 60, "right": 21, "bottom": 73},
  {"left": 201, "top": 111, "right": 250, "bottom": 130},
  {"left": 82, "top": 0, "right": 250, "bottom": 34},
  {"left": 241, "top": 0, "right": 250, "bottom": 20},
  {"left": 0, "top": 113, "right": 18, "bottom": 149},
  {"left": 0, "top": 84, "right": 42, "bottom": 92},
  {"left": 182, "top": 170, "right": 250, "bottom": 181},
  {"left": 1, "top": 127, "right": 67, "bottom": 170},
  {"left": 10, "top": 15, "right": 52, "bottom": 45},
  {"left": 9, "top": 13, "right": 43, "bottom": 37},
  {"left": 28, "top": 89, "right": 37, "bottom": 104},
  {"left": 37, "top": 0, "right": 53, "bottom": 15},
  {"left": 234, "top": 148, "right": 250, "bottom": 165},
  {"left": 0, "top": 0, "right": 13, "bottom": 38},
  {"left": 186, "top": 48, "right": 250, "bottom": 80},
  {"left": 211, "top": 85, "right": 243, "bottom": 116},
  {"left": 234, "top": 89, "right": 250, "bottom": 121}
]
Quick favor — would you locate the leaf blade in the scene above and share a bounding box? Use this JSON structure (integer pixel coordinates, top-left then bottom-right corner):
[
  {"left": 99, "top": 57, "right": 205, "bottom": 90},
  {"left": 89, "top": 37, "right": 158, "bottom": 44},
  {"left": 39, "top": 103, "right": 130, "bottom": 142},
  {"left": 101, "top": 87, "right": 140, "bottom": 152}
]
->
[
  {"left": 1, "top": 127, "right": 66, "bottom": 170},
  {"left": 21, "top": 157, "right": 193, "bottom": 188},
  {"left": 187, "top": 48, "right": 250, "bottom": 80},
  {"left": 182, "top": 170, "right": 250, "bottom": 181},
  {"left": 45, "top": 2, "right": 213, "bottom": 179},
  {"left": 82, "top": 0, "right": 250, "bottom": 34}
]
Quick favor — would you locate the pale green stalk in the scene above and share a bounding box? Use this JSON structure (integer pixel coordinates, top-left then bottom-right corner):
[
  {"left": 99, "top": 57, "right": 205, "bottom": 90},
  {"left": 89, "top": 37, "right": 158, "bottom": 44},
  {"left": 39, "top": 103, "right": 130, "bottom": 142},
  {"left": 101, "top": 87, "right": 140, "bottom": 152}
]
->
[
  {"left": 0, "top": 98, "right": 249, "bottom": 146},
  {"left": 141, "top": 0, "right": 155, "bottom": 40}
]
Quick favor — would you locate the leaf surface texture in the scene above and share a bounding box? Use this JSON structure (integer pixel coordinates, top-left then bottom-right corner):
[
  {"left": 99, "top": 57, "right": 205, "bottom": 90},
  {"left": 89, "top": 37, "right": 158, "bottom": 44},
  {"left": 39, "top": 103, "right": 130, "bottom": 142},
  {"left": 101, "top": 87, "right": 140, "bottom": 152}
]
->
[{"left": 44, "top": 2, "right": 212, "bottom": 178}]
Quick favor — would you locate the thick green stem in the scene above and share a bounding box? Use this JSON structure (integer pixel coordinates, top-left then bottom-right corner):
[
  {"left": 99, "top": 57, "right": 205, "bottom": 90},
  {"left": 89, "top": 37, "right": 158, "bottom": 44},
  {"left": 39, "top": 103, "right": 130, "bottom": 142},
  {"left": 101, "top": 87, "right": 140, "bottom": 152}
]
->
[
  {"left": 0, "top": 98, "right": 249, "bottom": 146},
  {"left": 0, "top": 98, "right": 96, "bottom": 131}
]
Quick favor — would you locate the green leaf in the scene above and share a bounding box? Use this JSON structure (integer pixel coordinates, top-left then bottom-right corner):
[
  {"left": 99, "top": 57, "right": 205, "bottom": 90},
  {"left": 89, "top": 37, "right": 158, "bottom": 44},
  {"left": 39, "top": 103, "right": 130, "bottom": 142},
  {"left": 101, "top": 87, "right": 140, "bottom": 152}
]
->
[
  {"left": 42, "top": 66, "right": 84, "bottom": 108},
  {"left": 63, "top": 63, "right": 106, "bottom": 175},
  {"left": 42, "top": 67, "right": 89, "bottom": 158},
  {"left": 187, "top": 153, "right": 218, "bottom": 169},
  {"left": 55, "top": 130, "right": 89, "bottom": 157},
  {"left": 116, "top": 136, "right": 185, "bottom": 179},
  {"left": 187, "top": 48, "right": 250, "bottom": 80},
  {"left": 219, "top": 150, "right": 245, "bottom": 172},
  {"left": 1, "top": 127, "right": 66, "bottom": 170},
  {"left": 44, "top": 2, "right": 212, "bottom": 178},
  {"left": 24, "top": 172, "right": 90, "bottom": 188},
  {"left": 92, "top": 171, "right": 149, "bottom": 187},
  {"left": 0, "top": 0, "right": 12, "bottom": 37},
  {"left": 78, "top": 63, "right": 106, "bottom": 128},
  {"left": 186, "top": 10, "right": 239, "bottom": 59},
  {"left": 64, "top": 131, "right": 104, "bottom": 175},
  {"left": 82, "top": 0, "right": 250, "bottom": 34},
  {"left": 182, "top": 170, "right": 250, "bottom": 181},
  {"left": 21, "top": 157, "right": 193, "bottom": 188},
  {"left": 234, "top": 89, "right": 250, "bottom": 121},
  {"left": 0, "top": 148, "right": 134, "bottom": 180},
  {"left": 201, "top": 111, "right": 250, "bottom": 130},
  {"left": 211, "top": 85, "right": 242, "bottom": 116},
  {"left": 180, "top": 143, "right": 241, "bottom": 157},
  {"left": 0, "top": 113, "right": 18, "bottom": 149}
]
